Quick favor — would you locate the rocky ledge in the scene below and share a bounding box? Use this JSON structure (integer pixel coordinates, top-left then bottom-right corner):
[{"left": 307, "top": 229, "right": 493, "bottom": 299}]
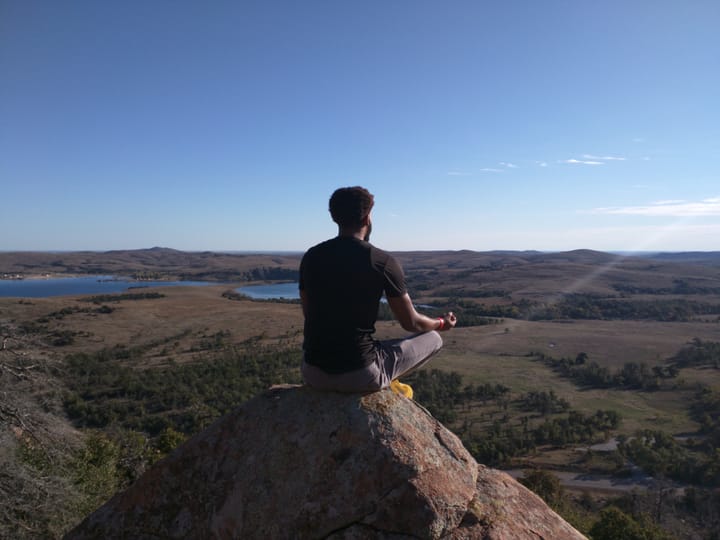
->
[{"left": 65, "top": 385, "right": 585, "bottom": 539}]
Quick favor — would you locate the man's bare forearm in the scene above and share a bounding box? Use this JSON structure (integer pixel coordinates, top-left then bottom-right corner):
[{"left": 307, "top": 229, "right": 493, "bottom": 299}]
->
[{"left": 387, "top": 294, "right": 457, "bottom": 333}]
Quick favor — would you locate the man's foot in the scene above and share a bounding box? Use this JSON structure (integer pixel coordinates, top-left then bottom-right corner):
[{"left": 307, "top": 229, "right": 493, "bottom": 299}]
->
[{"left": 389, "top": 379, "right": 413, "bottom": 399}]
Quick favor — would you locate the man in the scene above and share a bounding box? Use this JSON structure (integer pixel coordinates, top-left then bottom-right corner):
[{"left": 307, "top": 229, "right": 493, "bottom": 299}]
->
[{"left": 299, "top": 186, "right": 457, "bottom": 393}]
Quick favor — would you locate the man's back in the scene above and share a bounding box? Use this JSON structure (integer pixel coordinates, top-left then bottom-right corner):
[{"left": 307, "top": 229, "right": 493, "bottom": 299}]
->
[{"left": 299, "top": 236, "right": 405, "bottom": 373}]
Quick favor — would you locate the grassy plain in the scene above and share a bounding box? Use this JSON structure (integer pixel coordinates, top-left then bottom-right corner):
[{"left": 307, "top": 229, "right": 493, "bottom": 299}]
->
[
  {"left": 4, "top": 283, "right": 717, "bottom": 438},
  {"left": 378, "top": 317, "right": 720, "bottom": 435},
  {"left": 2, "top": 285, "right": 304, "bottom": 363}
]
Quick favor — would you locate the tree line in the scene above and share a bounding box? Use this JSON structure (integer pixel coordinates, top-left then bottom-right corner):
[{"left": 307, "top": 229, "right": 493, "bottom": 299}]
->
[
  {"left": 405, "top": 369, "right": 621, "bottom": 466},
  {"left": 434, "top": 294, "right": 720, "bottom": 322},
  {"left": 618, "top": 429, "right": 720, "bottom": 487},
  {"left": 613, "top": 279, "right": 720, "bottom": 296},
  {"left": 530, "top": 351, "right": 679, "bottom": 390},
  {"left": 60, "top": 343, "right": 302, "bottom": 436},
  {"left": 672, "top": 338, "right": 720, "bottom": 369}
]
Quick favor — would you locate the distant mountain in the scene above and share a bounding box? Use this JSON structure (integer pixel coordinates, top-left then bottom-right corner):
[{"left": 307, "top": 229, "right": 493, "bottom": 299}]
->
[
  {"left": 3, "top": 248, "right": 720, "bottom": 296},
  {"left": 0, "top": 248, "right": 302, "bottom": 281},
  {"left": 640, "top": 252, "right": 720, "bottom": 263},
  {"left": 525, "top": 249, "right": 623, "bottom": 264}
]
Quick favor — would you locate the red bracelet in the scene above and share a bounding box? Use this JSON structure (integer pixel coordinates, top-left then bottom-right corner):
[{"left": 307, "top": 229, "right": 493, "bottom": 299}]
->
[{"left": 436, "top": 317, "right": 445, "bottom": 330}]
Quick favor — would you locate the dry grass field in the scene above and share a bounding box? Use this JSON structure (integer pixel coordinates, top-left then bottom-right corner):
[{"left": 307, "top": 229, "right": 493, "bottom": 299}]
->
[
  {"left": 403, "top": 320, "right": 720, "bottom": 434},
  {"left": 438, "top": 319, "right": 720, "bottom": 368},
  {"left": 1, "top": 285, "right": 305, "bottom": 365},
  {"left": 3, "top": 283, "right": 716, "bottom": 438}
]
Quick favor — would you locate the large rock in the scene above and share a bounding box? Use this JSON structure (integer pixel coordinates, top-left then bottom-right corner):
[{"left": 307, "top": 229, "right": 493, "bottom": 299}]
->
[{"left": 65, "top": 385, "right": 586, "bottom": 539}]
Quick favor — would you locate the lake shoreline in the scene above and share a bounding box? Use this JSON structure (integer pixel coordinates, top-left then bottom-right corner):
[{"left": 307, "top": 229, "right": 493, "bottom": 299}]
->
[{"left": 0, "top": 275, "right": 218, "bottom": 298}]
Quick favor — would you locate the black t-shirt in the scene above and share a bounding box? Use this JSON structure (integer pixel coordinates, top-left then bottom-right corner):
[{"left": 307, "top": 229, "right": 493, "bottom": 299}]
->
[{"left": 299, "top": 236, "right": 406, "bottom": 373}]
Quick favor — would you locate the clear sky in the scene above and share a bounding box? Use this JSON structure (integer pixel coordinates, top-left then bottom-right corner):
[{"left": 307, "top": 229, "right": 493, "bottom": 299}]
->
[{"left": 1, "top": 1, "right": 718, "bottom": 253}]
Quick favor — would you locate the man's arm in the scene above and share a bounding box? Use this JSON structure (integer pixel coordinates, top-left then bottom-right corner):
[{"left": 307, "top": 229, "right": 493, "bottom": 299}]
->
[{"left": 387, "top": 293, "right": 456, "bottom": 333}]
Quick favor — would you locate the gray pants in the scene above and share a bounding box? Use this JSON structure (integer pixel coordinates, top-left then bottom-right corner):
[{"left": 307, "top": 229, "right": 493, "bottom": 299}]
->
[{"left": 301, "top": 331, "right": 443, "bottom": 393}]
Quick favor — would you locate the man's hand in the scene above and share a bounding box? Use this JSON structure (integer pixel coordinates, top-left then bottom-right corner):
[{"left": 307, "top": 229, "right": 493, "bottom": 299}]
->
[{"left": 440, "top": 311, "right": 457, "bottom": 331}]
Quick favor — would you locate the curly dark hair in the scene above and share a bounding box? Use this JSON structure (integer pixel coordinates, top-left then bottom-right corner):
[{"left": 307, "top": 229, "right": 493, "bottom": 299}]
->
[{"left": 328, "top": 186, "right": 375, "bottom": 228}]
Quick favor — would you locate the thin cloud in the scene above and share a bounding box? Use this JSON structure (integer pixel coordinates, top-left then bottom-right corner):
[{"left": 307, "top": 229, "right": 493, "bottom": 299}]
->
[
  {"left": 582, "top": 154, "right": 626, "bottom": 161},
  {"left": 446, "top": 171, "right": 471, "bottom": 176},
  {"left": 480, "top": 168, "right": 504, "bottom": 173},
  {"left": 589, "top": 198, "right": 720, "bottom": 217},
  {"left": 560, "top": 159, "right": 604, "bottom": 165},
  {"left": 653, "top": 199, "right": 686, "bottom": 205},
  {"left": 499, "top": 162, "right": 518, "bottom": 169},
  {"left": 537, "top": 161, "right": 548, "bottom": 167}
]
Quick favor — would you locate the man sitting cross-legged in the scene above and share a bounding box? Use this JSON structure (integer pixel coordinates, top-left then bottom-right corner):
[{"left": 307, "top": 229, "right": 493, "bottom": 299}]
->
[{"left": 299, "top": 186, "right": 457, "bottom": 396}]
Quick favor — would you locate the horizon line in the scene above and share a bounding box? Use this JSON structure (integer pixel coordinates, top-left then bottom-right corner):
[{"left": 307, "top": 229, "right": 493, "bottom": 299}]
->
[{"left": 2, "top": 247, "right": 720, "bottom": 256}]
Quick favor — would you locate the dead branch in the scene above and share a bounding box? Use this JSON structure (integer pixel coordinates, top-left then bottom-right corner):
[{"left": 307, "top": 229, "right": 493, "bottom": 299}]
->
[
  {"left": 0, "top": 405, "right": 43, "bottom": 446},
  {"left": 0, "top": 363, "right": 29, "bottom": 379},
  {"left": 1, "top": 336, "right": 25, "bottom": 357}
]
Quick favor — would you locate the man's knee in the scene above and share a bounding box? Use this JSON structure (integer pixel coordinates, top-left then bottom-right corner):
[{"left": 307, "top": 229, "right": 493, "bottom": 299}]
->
[
  {"left": 404, "top": 330, "right": 443, "bottom": 358},
  {"left": 428, "top": 330, "right": 443, "bottom": 352}
]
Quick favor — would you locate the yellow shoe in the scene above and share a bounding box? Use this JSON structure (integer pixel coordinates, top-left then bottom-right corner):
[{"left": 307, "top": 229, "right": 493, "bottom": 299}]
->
[{"left": 389, "top": 379, "right": 413, "bottom": 399}]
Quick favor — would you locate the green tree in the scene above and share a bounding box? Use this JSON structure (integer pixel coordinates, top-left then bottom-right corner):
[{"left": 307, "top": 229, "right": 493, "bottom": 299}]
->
[
  {"left": 589, "top": 507, "right": 647, "bottom": 540},
  {"left": 520, "top": 469, "right": 563, "bottom": 507},
  {"left": 155, "top": 426, "right": 187, "bottom": 455},
  {"left": 588, "top": 506, "right": 671, "bottom": 540},
  {"left": 72, "top": 432, "right": 122, "bottom": 516}
]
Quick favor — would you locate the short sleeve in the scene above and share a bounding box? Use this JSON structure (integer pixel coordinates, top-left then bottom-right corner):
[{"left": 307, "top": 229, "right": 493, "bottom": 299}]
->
[{"left": 383, "top": 255, "right": 406, "bottom": 298}]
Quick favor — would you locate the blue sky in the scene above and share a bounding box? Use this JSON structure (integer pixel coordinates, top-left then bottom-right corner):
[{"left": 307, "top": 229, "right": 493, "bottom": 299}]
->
[{"left": 1, "top": 1, "right": 718, "bottom": 252}]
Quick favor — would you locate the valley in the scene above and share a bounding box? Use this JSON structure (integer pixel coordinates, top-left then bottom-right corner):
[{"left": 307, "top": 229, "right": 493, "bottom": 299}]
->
[{"left": 2, "top": 248, "right": 720, "bottom": 538}]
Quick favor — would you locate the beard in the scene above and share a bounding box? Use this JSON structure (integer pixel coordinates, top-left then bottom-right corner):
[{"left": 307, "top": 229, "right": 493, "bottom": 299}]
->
[{"left": 363, "top": 222, "right": 372, "bottom": 242}]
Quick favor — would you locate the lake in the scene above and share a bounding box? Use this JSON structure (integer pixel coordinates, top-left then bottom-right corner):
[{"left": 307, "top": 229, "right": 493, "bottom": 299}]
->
[
  {"left": 236, "top": 282, "right": 299, "bottom": 300},
  {"left": 234, "top": 283, "right": 409, "bottom": 305},
  {"left": 0, "top": 276, "right": 214, "bottom": 298}
]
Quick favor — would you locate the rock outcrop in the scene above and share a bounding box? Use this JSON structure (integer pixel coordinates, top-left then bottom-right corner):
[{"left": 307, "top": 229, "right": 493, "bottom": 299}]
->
[{"left": 65, "top": 385, "right": 586, "bottom": 539}]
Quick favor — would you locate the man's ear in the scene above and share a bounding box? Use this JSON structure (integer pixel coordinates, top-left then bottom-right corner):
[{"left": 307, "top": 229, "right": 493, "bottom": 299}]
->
[{"left": 361, "top": 213, "right": 371, "bottom": 226}]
